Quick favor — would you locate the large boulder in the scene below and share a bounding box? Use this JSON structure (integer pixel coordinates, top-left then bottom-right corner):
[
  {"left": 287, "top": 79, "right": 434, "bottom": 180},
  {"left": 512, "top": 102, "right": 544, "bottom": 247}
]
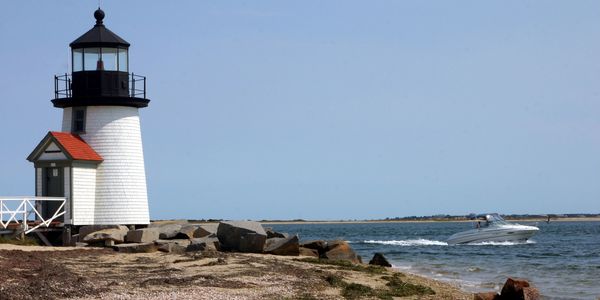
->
[
  {"left": 113, "top": 243, "right": 157, "bottom": 253},
  {"left": 148, "top": 220, "right": 188, "bottom": 228},
  {"left": 300, "top": 240, "right": 328, "bottom": 256},
  {"left": 324, "top": 240, "right": 361, "bottom": 264},
  {"left": 83, "top": 227, "right": 129, "bottom": 245},
  {"left": 500, "top": 278, "right": 532, "bottom": 300},
  {"left": 187, "top": 237, "right": 220, "bottom": 252},
  {"left": 264, "top": 235, "right": 300, "bottom": 256},
  {"left": 155, "top": 224, "right": 183, "bottom": 239},
  {"left": 474, "top": 292, "right": 499, "bottom": 300},
  {"left": 299, "top": 247, "right": 319, "bottom": 257},
  {"left": 126, "top": 228, "right": 160, "bottom": 243},
  {"left": 217, "top": 221, "right": 267, "bottom": 253},
  {"left": 193, "top": 224, "right": 218, "bottom": 238},
  {"left": 522, "top": 287, "right": 541, "bottom": 300},
  {"left": 79, "top": 225, "right": 126, "bottom": 240},
  {"left": 239, "top": 233, "right": 267, "bottom": 253},
  {"left": 176, "top": 225, "right": 198, "bottom": 239},
  {"left": 368, "top": 253, "right": 392, "bottom": 267},
  {"left": 266, "top": 229, "right": 289, "bottom": 239},
  {"left": 155, "top": 239, "right": 190, "bottom": 253}
]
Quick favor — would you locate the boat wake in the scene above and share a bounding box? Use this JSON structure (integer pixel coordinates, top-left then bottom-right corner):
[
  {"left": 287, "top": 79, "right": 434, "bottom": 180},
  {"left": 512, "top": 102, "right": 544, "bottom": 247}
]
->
[
  {"left": 360, "top": 239, "right": 536, "bottom": 246},
  {"left": 362, "top": 239, "right": 448, "bottom": 246},
  {"left": 467, "top": 240, "right": 536, "bottom": 246}
]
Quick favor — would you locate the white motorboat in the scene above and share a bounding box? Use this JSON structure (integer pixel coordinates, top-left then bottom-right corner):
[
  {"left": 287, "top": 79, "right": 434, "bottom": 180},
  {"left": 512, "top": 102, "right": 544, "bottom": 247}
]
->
[{"left": 447, "top": 213, "right": 539, "bottom": 245}]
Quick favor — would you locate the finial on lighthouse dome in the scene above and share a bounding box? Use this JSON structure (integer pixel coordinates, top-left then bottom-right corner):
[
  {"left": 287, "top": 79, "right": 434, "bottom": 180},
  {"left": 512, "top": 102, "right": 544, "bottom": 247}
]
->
[{"left": 94, "top": 8, "right": 105, "bottom": 25}]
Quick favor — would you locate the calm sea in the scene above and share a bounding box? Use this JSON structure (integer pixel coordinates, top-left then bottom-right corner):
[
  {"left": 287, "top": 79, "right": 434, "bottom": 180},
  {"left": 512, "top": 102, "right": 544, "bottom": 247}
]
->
[{"left": 270, "top": 221, "right": 600, "bottom": 300}]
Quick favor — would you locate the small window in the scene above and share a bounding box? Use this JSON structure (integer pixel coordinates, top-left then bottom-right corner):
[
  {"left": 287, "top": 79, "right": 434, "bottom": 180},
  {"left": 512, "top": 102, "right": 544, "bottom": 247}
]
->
[{"left": 72, "top": 107, "right": 86, "bottom": 133}]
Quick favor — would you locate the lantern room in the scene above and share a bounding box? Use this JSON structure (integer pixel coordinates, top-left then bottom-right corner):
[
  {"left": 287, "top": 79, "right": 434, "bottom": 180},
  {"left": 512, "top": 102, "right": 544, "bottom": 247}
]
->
[{"left": 52, "top": 8, "right": 148, "bottom": 108}]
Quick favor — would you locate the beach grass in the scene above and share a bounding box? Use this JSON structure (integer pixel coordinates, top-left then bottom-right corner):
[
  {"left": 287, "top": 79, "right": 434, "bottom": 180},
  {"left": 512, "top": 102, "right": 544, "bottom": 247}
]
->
[
  {"left": 295, "top": 257, "right": 386, "bottom": 274},
  {"left": 0, "top": 236, "right": 39, "bottom": 246},
  {"left": 320, "top": 262, "right": 435, "bottom": 299}
]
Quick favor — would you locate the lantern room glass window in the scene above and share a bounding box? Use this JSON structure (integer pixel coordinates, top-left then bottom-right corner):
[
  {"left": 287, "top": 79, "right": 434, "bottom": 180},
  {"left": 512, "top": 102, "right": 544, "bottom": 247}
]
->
[
  {"left": 118, "top": 49, "right": 128, "bottom": 72},
  {"left": 73, "top": 49, "right": 83, "bottom": 71},
  {"left": 101, "top": 48, "right": 118, "bottom": 71},
  {"left": 83, "top": 48, "right": 100, "bottom": 71},
  {"left": 72, "top": 47, "right": 129, "bottom": 72}
]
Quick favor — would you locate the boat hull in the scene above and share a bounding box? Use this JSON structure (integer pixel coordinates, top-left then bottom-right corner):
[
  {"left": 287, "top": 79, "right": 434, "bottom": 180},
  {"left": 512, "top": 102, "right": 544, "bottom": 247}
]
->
[{"left": 447, "top": 225, "right": 539, "bottom": 245}]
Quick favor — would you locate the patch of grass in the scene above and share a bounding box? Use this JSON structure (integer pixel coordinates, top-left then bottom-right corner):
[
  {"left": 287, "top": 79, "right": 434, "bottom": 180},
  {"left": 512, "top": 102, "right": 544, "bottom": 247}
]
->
[
  {"left": 295, "top": 258, "right": 385, "bottom": 274},
  {"left": 324, "top": 272, "right": 434, "bottom": 300},
  {"left": 376, "top": 273, "right": 435, "bottom": 298},
  {"left": 0, "top": 236, "right": 39, "bottom": 246},
  {"left": 342, "top": 283, "right": 374, "bottom": 299},
  {"left": 324, "top": 274, "right": 346, "bottom": 287},
  {"left": 324, "top": 274, "right": 374, "bottom": 300}
]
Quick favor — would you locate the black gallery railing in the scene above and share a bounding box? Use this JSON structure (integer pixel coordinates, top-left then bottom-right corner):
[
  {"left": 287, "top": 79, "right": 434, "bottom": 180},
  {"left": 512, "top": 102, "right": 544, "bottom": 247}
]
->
[{"left": 54, "top": 73, "right": 147, "bottom": 99}]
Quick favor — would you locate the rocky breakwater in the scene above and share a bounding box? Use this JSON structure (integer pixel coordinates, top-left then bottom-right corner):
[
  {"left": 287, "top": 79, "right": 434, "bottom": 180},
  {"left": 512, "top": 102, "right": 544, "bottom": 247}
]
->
[{"left": 72, "top": 221, "right": 365, "bottom": 265}]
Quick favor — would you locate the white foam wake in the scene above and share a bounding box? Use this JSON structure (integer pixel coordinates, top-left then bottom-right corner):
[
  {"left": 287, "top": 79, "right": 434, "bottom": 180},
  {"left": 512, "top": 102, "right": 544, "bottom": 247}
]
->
[
  {"left": 468, "top": 240, "right": 536, "bottom": 246},
  {"left": 362, "top": 239, "right": 448, "bottom": 246}
]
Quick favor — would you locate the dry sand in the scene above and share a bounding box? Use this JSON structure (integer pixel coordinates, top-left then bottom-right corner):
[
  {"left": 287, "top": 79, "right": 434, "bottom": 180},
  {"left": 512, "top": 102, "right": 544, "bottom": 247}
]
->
[{"left": 0, "top": 244, "right": 471, "bottom": 300}]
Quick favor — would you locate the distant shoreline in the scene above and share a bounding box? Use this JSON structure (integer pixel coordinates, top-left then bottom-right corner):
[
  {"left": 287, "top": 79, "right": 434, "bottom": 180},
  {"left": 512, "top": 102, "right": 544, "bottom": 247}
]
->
[
  {"left": 259, "top": 217, "right": 600, "bottom": 225},
  {"left": 166, "top": 216, "right": 600, "bottom": 226}
]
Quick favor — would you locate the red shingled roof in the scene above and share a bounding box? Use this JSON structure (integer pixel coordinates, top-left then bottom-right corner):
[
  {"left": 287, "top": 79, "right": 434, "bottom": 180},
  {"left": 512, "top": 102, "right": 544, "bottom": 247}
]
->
[{"left": 49, "top": 132, "right": 103, "bottom": 161}]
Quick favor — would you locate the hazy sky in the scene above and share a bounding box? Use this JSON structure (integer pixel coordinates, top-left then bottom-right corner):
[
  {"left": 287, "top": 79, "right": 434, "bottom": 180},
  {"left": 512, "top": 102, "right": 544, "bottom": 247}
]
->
[{"left": 1, "top": 1, "right": 599, "bottom": 220}]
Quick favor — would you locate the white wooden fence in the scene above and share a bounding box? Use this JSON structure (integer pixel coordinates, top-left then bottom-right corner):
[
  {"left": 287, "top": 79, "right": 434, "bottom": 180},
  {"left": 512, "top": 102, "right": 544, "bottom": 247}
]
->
[{"left": 0, "top": 197, "right": 66, "bottom": 234}]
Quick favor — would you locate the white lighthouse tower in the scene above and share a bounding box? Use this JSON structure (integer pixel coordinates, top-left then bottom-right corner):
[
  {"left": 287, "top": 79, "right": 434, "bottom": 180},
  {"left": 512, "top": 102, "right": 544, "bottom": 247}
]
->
[{"left": 28, "top": 9, "right": 150, "bottom": 226}]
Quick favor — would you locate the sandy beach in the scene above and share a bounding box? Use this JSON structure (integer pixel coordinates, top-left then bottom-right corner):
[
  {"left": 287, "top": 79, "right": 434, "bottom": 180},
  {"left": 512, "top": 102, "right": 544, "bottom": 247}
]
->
[{"left": 0, "top": 244, "right": 470, "bottom": 300}]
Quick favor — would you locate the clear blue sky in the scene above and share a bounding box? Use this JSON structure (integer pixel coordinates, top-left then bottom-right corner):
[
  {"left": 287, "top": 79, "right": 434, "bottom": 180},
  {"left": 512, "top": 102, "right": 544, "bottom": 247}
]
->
[{"left": 1, "top": 1, "right": 599, "bottom": 220}]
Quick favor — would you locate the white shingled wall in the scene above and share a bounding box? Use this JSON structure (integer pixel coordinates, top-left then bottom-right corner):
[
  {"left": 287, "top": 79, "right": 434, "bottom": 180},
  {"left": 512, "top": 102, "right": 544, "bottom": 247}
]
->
[
  {"left": 71, "top": 163, "right": 97, "bottom": 225},
  {"left": 62, "top": 107, "right": 72, "bottom": 131},
  {"left": 62, "top": 106, "right": 149, "bottom": 225}
]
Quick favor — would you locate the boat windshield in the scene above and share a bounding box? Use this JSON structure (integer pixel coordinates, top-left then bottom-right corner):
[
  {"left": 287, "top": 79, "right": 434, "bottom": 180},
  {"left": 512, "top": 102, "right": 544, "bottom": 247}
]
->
[{"left": 485, "top": 214, "right": 509, "bottom": 225}]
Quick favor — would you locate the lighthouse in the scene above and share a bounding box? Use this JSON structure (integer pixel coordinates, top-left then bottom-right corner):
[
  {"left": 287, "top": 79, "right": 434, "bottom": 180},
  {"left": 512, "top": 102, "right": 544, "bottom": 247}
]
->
[{"left": 27, "top": 8, "right": 150, "bottom": 226}]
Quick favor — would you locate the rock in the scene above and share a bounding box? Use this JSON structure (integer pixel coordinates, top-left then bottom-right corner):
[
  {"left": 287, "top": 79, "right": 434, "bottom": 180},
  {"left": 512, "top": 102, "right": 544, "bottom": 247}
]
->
[
  {"left": 176, "top": 225, "right": 198, "bottom": 239},
  {"left": 193, "top": 224, "right": 218, "bottom": 238},
  {"left": 79, "top": 225, "right": 127, "bottom": 240},
  {"left": 474, "top": 292, "right": 499, "bottom": 300},
  {"left": 264, "top": 235, "right": 300, "bottom": 256},
  {"left": 266, "top": 229, "right": 289, "bottom": 239},
  {"left": 83, "top": 227, "right": 128, "bottom": 244},
  {"left": 187, "top": 237, "right": 220, "bottom": 252},
  {"left": 368, "top": 253, "right": 392, "bottom": 267},
  {"left": 324, "top": 240, "right": 361, "bottom": 264},
  {"left": 299, "top": 247, "right": 319, "bottom": 257},
  {"left": 300, "top": 240, "right": 328, "bottom": 255},
  {"left": 500, "top": 278, "right": 531, "bottom": 300},
  {"left": 155, "top": 224, "right": 183, "bottom": 239},
  {"left": 113, "top": 243, "right": 157, "bottom": 253},
  {"left": 148, "top": 220, "right": 188, "bottom": 228},
  {"left": 239, "top": 233, "right": 267, "bottom": 253},
  {"left": 155, "top": 239, "right": 190, "bottom": 253},
  {"left": 522, "top": 287, "right": 541, "bottom": 300},
  {"left": 126, "top": 228, "right": 160, "bottom": 243},
  {"left": 217, "top": 221, "right": 267, "bottom": 253},
  {"left": 75, "top": 242, "right": 88, "bottom": 247}
]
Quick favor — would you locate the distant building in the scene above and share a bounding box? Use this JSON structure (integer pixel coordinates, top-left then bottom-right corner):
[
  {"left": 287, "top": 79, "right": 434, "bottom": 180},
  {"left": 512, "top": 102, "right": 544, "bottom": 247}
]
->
[{"left": 27, "top": 9, "right": 151, "bottom": 226}]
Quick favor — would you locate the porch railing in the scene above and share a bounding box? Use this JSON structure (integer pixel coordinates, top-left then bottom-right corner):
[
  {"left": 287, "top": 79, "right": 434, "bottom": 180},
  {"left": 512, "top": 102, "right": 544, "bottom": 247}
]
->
[{"left": 0, "top": 197, "right": 67, "bottom": 234}]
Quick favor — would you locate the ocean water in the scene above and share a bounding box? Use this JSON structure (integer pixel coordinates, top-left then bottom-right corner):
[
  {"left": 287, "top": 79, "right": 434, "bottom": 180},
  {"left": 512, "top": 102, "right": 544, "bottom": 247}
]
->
[{"left": 269, "top": 221, "right": 600, "bottom": 300}]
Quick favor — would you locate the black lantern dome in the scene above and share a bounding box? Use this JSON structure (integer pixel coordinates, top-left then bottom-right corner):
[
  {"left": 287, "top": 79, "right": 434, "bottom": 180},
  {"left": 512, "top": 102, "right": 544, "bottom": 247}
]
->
[{"left": 52, "top": 8, "right": 149, "bottom": 108}]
